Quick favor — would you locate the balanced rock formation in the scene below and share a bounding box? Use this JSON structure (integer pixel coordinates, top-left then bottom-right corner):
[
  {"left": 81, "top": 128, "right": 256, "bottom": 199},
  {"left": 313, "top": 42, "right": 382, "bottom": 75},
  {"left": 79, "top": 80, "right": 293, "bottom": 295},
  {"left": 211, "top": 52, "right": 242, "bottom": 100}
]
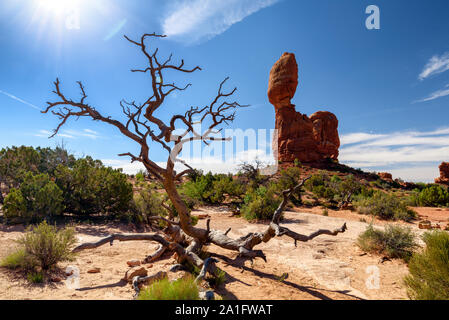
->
[
  {"left": 435, "top": 162, "right": 449, "bottom": 185},
  {"left": 268, "top": 53, "right": 340, "bottom": 163}
]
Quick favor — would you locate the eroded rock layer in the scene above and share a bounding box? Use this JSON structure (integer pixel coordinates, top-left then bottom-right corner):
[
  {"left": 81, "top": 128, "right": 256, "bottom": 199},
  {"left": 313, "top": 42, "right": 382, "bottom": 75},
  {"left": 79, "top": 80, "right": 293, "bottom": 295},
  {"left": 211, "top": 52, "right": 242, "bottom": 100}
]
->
[{"left": 268, "top": 53, "right": 340, "bottom": 163}]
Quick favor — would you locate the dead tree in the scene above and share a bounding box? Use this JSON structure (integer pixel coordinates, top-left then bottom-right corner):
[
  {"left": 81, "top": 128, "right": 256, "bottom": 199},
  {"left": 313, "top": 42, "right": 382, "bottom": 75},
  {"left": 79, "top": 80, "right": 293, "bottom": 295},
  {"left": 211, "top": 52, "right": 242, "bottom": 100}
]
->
[{"left": 43, "top": 33, "right": 347, "bottom": 285}]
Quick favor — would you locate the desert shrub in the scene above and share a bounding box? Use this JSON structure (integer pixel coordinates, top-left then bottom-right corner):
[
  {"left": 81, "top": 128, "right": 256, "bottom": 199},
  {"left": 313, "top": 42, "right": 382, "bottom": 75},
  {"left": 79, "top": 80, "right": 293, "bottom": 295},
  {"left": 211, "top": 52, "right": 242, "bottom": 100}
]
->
[
  {"left": 354, "top": 191, "right": 416, "bottom": 221},
  {"left": 124, "top": 186, "right": 167, "bottom": 225},
  {"left": 180, "top": 172, "right": 244, "bottom": 205},
  {"left": 135, "top": 170, "right": 146, "bottom": 183},
  {"left": 404, "top": 231, "right": 449, "bottom": 300},
  {"left": 275, "top": 166, "right": 302, "bottom": 191},
  {"left": 0, "top": 145, "right": 75, "bottom": 195},
  {"left": 27, "top": 271, "right": 44, "bottom": 283},
  {"left": 357, "top": 225, "right": 418, "bottom": 261},
  {"left": 241, "top": 185, "right": 280, "bottom": 221},
  {"left": 305, "top": 173, "right": 370, "bottom": 206},
  {"left": 54, "top": 157, "right": 133, "bottom": 215},
  {"left": 3, "top": 172, "right": 64, "bottom": 223},
  {"left": 0, "top": 248, "right": 37, "bottom": 270},
  {"left": 138, "top": 276, "right": 200, "bottom": 300},
  {"left": 408, "top": 185, "right": 449, "bottom": 207},
  {"left": 16, "top": 221, "right": 77, "bottom": 270}
]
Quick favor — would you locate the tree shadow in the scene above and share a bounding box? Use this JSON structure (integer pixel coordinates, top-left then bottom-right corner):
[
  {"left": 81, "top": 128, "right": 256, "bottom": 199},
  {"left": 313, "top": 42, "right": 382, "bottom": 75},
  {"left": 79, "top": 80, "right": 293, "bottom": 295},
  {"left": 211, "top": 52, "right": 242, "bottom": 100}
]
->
[
  {"left": 210, "top": 252, "right": 364, "bottom": 301},
  {"left": 76, "top": 279, "right": 128, "bottom": 291}
]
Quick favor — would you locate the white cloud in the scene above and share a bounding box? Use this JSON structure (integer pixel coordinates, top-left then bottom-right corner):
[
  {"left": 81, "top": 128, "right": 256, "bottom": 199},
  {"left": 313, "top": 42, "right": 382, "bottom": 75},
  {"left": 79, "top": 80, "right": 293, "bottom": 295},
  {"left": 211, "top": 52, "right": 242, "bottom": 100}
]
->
[
  {"left": 162, "top": 0, "right": 279, "bottom": 44},
  {"left": 102, "top": 148, "right": 276, "bottom": 175},
  {"left": 34, "top": 128, "right": 101, "bottom": 140},
  {"left": 419, "top": 52, "right": 449, "bottom": 80},
  {"left": 415, "top": 84, "right": 449, "bottom": 103},
  {"left": 340, "top": 127, "right": 449, "bottom": 182},
  {"left": 340, "top": 132, "right": 386, "bottom": 145}
]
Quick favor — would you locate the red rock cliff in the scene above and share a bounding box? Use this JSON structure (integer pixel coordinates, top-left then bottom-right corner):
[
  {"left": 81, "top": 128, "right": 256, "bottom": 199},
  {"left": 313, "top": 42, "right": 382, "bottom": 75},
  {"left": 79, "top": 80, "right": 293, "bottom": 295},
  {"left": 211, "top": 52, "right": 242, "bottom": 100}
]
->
[{"left": 268, "top": 53, "right": 340, "bottom": 163}]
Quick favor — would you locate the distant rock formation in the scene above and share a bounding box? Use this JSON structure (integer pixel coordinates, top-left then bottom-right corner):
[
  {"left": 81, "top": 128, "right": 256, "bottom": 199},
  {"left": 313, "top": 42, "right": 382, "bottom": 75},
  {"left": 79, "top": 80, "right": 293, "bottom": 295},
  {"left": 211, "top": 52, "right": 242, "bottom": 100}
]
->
[
  {"left": 378, "top": 172, "right": 393, "bottom": 181},
  {"left": 268, "top": 53, "right": 340, "bottom": 164},
  {"left": 435, "top": 162, "right": 449, "bottom": 185}
]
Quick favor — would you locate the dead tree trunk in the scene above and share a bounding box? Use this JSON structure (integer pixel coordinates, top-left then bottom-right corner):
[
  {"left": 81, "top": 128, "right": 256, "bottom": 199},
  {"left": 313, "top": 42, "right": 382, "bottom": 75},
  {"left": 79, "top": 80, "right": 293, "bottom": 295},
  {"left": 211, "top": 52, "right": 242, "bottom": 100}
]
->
[{"left": 44, "top": 32, "right": 347, "bottom": 288}]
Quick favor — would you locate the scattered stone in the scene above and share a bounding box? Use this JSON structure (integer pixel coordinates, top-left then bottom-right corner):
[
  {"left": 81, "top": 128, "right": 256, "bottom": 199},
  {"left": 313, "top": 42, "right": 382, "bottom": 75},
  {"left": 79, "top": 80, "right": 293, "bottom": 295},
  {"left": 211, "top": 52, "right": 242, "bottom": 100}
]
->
[
  {"left": 50, "top": 276, "right": 62, "bottom": 283},
  {"left": 268, "top": 52, "right": 340, "bottom": 164},
  {"left": 87, "top": 267, "right": 101, "bottom": 274},
  {"left": 124, "top": 266, "right": 148, "bottom": 283},
  {"left": 419, "top": 220, "right": 432, "bottom": 230},
  {"left": 127, "top": 259, "right": 141, "bottom": 267}
]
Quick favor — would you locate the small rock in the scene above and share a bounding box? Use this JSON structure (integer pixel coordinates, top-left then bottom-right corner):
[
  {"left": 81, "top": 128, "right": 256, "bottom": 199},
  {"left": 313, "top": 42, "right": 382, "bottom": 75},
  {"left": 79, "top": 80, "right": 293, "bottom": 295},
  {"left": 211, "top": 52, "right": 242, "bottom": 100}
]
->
[
  {"left": 65, "top": 270, "right": 74, "bottom": 277},
  {"left": 87, "top": 267, "right": 101, "bottom": 274},
  {"left": 147, "top": 264, "right": 153, "bottom": 268},
  {"left": 123, "top": 266, "right": 148, "bottom": 283},
  {"left": 50, "top": 276, "right": 62, "bottom": 283},
  {"left": 127, "top": 259, "right": 141, "bottom": 267}
]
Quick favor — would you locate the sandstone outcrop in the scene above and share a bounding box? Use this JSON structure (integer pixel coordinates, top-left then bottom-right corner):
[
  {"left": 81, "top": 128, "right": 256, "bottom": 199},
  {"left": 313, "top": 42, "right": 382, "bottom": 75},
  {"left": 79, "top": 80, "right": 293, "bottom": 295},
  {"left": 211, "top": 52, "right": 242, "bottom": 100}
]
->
[
  {"left": 378, "top": 172, "right": 393, "bottom": 181},
  {"left": 435, "top": 162, "right": 449, "bottom": 185},
  {"left": 268, "top": 53, "right": 340, "bottom": 163}
]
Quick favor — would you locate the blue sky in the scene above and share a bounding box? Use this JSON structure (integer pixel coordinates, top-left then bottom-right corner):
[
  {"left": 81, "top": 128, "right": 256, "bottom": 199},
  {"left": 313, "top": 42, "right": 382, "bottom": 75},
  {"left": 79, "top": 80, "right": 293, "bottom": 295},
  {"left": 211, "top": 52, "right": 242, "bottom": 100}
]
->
[{"left": 1, "top": 0, "right": 449, "bottom": 182}]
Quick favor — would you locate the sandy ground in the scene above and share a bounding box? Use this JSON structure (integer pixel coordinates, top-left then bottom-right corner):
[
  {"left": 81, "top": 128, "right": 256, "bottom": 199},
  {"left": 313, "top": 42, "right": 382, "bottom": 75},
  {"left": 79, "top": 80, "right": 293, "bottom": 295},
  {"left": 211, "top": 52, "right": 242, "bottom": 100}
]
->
[{"left": 1, "top": 206, "right": 445, "bottom": 300}]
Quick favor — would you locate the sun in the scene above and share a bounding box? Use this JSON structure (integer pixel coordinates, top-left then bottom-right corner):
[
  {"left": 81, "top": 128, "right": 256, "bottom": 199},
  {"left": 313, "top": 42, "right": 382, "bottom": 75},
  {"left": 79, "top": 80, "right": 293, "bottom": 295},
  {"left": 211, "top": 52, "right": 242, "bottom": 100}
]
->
[{"left": 35, "top": 0, "right": 81, "bottom": 15}]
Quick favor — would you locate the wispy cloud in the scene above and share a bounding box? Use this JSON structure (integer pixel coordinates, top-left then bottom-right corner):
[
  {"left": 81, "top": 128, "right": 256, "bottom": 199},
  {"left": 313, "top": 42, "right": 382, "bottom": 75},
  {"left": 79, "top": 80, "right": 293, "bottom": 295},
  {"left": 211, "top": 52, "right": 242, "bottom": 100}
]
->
[
  {"left": 0, "top": 90, "right": 41, "bottom": 111},
  {"left": 415, "top": 84, "right": 449, "bottom": 103},
  {"left": 419, "top": 52, "right": 449, "bottom": 80},
  {"left": 339, "top": 127, "right": 449, "bottom": 181},
  {"left": 104, "top": 18, "right": 127, "bottom": 41},
  {"left": 162, "top": 0, "right": 280, "bottom": 44},
  {"left": 34, "top": 129, "right": 101, "bottom": 140}
]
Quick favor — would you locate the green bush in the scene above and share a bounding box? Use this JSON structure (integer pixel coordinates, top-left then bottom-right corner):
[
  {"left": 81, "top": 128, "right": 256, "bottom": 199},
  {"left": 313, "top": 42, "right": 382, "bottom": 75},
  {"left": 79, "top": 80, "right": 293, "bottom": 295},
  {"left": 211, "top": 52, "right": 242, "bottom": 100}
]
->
[
  {"left": 404, "top": 231, "right": 449, "bottom": 300},
  {"left": 3, "top": 172, "right": 64, "bottom": 223},
  {"left": 17, "top": 221, "right": 77, "bottom": 270},
  {"left": 357, "top": 225, "right": 418, "bottom": 261},
  {"left": 27, "top": 271, "right": 44, "bottom": 284},
  {"left": 135, "top": 170, "right": 146, "bottom": 183},
  {"left": 408, "top": 185, "right": 449, "bottom": 207},
  {"left": 0, "top": 248, "right": 37, "bottom": 270},
  {"left": 55, "top": 157, "right": 133, "bottom": 215},
  {"left": 241, "top": 185, "right": 280, "bottom": 221},
  {"left": 124, "top": 186, "right": 167, "bottom": 225},
  {"left": 138, "top": 276, "right": 200, "bottom": 300},
  {"left": 354, "top": 191, "right": 416, "bottom": 221},
  {"left": 180, "top": 172, "right": 244, "bottom": 205}
]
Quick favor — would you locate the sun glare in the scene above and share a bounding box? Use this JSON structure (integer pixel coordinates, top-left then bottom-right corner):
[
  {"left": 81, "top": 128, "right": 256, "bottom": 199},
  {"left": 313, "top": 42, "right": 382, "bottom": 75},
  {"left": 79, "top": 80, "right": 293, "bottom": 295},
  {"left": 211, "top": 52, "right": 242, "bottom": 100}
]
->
[{"left": 35, "top": 0, "right": 80, "bottom": 15}]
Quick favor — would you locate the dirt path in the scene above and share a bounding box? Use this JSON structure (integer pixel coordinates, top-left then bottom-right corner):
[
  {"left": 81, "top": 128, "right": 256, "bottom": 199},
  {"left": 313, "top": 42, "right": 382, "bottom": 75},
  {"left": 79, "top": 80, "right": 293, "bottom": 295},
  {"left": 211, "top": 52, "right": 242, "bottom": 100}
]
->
[{"left": 0, "top": 207, "right": 418, "bottom": 300}]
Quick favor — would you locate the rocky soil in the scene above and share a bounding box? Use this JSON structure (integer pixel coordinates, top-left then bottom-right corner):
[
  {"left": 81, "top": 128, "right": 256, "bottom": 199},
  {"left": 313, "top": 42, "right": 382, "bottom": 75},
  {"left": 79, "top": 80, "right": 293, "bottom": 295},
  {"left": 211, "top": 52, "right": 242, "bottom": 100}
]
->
[{"left": 2, "top": 206, "right": 444, "bottom": 300}]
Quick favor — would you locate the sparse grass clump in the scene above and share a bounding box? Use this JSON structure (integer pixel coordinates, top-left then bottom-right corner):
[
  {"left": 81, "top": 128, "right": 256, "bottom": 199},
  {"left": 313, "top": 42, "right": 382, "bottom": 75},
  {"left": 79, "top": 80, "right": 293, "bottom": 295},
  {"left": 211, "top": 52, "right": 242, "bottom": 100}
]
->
[
  {"left": 27, "top": 271, "right": 44, "bottom": 284},
  {"left": 404, "top": 231, "right": 449, "bottom": 300},
  {"left": 0, "top": 248, "right": 36, "bottom": 270},
  {"left": 1, "top": 221, "right": 77, "bottom": 273},
  {"left": 357, "top": 225, "right": 418, "bottom": 261},
  {"left": 138, "top": 276, "right": 200, "bottom": 300},
  {"left": 354, "top": 191, "right": 416, "bottom": 221}
]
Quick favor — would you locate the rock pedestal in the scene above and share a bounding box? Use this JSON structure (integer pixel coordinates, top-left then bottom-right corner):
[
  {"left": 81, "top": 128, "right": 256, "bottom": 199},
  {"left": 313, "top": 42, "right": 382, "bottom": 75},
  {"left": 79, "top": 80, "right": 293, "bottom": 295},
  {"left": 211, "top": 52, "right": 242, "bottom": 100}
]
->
[{"left": 268, "top": 53, "right": 340, "bottom": 164}]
